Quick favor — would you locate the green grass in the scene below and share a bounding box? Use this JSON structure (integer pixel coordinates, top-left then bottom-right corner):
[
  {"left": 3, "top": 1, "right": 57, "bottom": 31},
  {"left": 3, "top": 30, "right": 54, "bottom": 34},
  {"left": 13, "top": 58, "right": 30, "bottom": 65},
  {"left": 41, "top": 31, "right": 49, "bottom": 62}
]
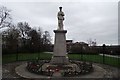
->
[
  {"left": 68, "top": 54, "right": 120, "bottom": 67},
  {"left": 2, "top": 52, "right": 120, "bottom": 68},
  {"left": 2, "top": 52, "right": 52, "bottom": 64}
]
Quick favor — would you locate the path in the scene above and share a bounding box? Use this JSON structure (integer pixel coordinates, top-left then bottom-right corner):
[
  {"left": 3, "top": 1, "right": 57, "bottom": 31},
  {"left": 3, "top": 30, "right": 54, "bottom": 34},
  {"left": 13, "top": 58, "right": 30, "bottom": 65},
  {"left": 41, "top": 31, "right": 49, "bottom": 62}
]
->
[{"left": 99, "top": 54, "right": 120, "bottom": 58}]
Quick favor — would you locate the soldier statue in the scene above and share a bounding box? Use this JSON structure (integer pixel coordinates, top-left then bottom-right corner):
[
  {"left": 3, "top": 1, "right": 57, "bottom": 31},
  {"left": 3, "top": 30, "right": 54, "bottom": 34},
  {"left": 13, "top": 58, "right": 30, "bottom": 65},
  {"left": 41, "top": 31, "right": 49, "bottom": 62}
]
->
[{"left": 57, "top": 7, "right": 65, "bottom": 30}]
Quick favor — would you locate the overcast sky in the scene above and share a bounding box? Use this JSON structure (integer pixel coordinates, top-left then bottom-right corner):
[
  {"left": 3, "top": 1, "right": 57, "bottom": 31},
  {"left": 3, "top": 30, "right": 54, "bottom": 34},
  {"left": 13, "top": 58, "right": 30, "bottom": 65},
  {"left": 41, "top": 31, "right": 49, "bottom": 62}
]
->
[{"left": 0, "top": 1, "right": 118, "bottom": 45}]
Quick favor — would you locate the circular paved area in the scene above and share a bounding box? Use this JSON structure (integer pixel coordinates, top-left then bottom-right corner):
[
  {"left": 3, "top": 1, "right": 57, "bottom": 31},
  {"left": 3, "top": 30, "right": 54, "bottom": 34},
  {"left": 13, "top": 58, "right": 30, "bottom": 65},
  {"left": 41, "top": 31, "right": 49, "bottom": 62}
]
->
[
  {"left": 2, "top": 61, "right": 120, "bottom": 79},
  {"left": 15, "top": 63, "right": 106, "bottom": 78}
]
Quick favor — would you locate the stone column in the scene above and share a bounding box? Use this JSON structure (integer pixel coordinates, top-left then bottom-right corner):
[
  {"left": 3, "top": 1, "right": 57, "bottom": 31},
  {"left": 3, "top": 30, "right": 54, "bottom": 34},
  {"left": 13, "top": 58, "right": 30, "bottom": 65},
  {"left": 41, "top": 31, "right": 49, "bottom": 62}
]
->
[{"left": 50, "top": 30, "right": 69, "bottom": 64}]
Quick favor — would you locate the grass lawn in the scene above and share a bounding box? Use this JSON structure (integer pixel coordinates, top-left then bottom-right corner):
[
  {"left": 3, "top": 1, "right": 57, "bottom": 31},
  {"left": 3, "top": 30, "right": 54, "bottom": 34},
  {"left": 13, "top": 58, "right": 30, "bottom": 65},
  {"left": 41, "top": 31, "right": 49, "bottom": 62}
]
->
[
  {"left": 2, "top": 52, "right": 120, "bottom": 68},
  {"left": 68, "top": 54, "right": 120, "bottom": 67},
  {"left": 2, "top": 52, "right": 52, "bottom": 63}
]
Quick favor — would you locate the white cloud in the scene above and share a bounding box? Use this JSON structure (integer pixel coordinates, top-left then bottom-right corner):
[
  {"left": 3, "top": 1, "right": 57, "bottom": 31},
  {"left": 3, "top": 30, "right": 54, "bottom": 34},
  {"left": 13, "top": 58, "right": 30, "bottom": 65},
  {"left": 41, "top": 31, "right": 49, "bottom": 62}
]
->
[{"left": 0, "top": 2, "right": 118, "bottom": 45}]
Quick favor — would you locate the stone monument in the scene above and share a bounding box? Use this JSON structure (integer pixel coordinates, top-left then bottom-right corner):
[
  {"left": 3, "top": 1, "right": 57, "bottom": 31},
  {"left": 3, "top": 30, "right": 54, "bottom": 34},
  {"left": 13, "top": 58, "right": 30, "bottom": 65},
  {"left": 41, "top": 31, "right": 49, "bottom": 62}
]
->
[
  {"left": 50, "top": 7, "right": 69, "bottom": 64},
  {"left": 24, "top": 7, "right": 93, "bottom": 77}
]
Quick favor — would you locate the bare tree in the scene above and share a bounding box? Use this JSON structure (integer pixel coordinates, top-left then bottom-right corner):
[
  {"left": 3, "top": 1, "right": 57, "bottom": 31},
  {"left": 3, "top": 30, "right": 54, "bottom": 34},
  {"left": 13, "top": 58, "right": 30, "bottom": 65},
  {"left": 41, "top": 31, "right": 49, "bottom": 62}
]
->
[
  {"left": 87, "top": 38, "right": 97, "bottom": 46},
  {"left": 0, "top": 6, "right": 12, "bottom": 29},
  {"left": 17, "top": 22, "right": 31, "bottom": 39},
  {"left": 2, "top": 25, "right": 20, "bottom": 54},
  {"left": 43, "top": 31, "right": 51, "bottom": 45}
]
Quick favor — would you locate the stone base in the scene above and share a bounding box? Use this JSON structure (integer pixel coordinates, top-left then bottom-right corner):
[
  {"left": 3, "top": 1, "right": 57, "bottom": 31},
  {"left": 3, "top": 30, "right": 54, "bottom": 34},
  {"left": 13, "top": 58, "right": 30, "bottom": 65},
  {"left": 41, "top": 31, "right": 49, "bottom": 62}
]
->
[
  {"left": 53, "top": 30, "right": 67, "bottom": 56},
  {"left": 41, "top": 63, "right": 80, "bottom": 72},
  {"left": 50, "top": 56, "right": 69, "bottom": 64}
]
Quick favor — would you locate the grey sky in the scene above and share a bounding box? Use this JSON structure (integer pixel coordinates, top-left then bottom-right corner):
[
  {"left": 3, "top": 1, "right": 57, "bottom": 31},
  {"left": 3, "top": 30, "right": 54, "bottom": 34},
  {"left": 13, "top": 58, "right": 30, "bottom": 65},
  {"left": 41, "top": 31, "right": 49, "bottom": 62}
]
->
[{"left": 0, "top": 2, "right": 118, "bottom": 45}]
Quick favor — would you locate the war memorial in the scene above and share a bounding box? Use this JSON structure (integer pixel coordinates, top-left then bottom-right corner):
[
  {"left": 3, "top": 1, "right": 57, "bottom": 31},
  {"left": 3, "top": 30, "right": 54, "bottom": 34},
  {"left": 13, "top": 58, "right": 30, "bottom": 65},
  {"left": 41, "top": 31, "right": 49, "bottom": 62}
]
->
[
  {"left": 2, "top": 7, "right": 119, "bottom": 79},
  {"left": 14, "top": 7, "right": 114, "bottom": 78}
]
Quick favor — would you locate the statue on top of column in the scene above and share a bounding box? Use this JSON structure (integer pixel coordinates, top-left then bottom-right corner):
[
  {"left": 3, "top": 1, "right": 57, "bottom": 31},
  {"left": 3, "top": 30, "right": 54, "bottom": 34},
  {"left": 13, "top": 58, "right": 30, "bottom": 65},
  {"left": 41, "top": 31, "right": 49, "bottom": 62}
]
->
[{"left": 57, "top": 7, "right": 65, "bottom": 30}]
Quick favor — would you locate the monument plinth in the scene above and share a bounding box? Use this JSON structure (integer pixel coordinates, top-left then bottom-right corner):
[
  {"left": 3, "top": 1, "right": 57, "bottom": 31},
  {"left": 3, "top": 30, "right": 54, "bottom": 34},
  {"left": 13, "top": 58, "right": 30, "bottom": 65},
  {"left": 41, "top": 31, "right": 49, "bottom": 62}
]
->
[{"left": 50, "top": 30, "right": 69, "bottom": 64}]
